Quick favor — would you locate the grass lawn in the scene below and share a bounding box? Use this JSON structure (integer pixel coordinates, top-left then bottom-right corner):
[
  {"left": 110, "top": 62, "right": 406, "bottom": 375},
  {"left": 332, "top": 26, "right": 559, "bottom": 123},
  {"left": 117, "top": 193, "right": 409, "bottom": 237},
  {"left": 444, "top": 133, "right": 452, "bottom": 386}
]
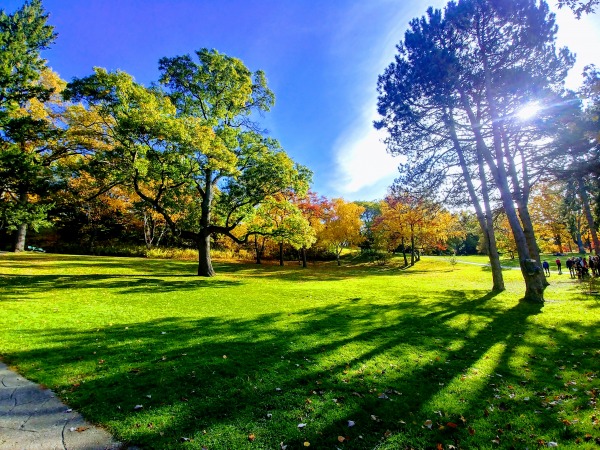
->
[{"left": 0, "top": 253, "right": 598, "bottom": 449}]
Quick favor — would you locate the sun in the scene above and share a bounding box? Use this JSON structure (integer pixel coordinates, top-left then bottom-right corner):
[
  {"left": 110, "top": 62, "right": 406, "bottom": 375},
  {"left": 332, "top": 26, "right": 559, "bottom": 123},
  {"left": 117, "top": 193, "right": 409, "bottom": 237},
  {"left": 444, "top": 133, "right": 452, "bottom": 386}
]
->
[{"left": 516, "top": 102, "right": 541, "bottom": 121}]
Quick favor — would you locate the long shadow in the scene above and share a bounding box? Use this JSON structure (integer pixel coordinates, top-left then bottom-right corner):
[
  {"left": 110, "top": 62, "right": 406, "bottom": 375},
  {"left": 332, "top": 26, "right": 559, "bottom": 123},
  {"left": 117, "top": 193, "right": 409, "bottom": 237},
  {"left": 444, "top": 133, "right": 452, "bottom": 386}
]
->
[
  {"left": 0, "top": 274, "right": 241, "bottom": 301},
  {"left": 5, "top": 287, "right": 592, "bottom": 449}
]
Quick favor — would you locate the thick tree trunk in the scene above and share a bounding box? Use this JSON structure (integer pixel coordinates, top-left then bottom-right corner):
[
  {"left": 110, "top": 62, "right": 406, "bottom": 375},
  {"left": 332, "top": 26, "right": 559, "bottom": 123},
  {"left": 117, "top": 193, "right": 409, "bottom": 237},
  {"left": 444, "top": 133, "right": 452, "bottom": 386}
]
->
[
  {"left": 197, "top": 233, "right": 216, "bottom": 277},
  {"left": 13, "top": 188, "right": 28, "bottom": 252},
  {"left": 197, "top": 169, "right": 216, "bottom": 277},
  {"left": 301, "top": 247, "right": 307, "bottom": 268},
  {"left": 14, "top": 223, "right": 27, "bottom": 252},
  {"left": 578, "top": 179, "right": 599, "bottom": 255}
]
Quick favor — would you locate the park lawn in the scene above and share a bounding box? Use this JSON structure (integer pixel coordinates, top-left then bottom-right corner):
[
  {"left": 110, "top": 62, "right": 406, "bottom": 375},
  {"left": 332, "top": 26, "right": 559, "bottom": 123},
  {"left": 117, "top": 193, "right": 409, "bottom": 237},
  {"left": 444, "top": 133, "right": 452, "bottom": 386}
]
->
[{"left": 0, "top": 253, "right": 598, "bottom": 449}]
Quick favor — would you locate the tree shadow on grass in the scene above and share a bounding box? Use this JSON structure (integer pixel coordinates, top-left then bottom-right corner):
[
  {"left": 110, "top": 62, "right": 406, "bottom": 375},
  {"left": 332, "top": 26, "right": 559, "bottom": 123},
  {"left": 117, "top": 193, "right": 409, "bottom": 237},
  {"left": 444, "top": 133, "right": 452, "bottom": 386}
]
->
[
  {"left": 0, "top": 274, "right": 241, "bottom": 301},
  {"left": 4, "top": 287, "right": 596, "bottom": 449}
]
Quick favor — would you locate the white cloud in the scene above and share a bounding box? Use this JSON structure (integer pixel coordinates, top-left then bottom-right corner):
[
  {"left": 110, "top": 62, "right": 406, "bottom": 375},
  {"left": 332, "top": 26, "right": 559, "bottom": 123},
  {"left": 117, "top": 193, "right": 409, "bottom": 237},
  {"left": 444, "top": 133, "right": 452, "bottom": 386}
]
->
[
  {"left": 553, "top": 8, "right": 600, "bottom": 88},
  {"left": 330, "top": 115, "right": 398, "bottom": 200},
  {"left": 329, "top": 2, "right": 599, "bottom": 201},
  {"left": 329, "top": 1, "right": 446, "bottom": 201}
]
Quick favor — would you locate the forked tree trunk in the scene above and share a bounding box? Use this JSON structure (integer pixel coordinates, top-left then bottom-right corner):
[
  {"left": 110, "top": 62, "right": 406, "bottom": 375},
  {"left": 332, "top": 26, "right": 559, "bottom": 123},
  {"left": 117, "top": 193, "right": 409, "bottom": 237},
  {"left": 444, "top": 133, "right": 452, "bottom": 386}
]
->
[{"left": 447, "top": 107, "right": 505, "bottom": 292}]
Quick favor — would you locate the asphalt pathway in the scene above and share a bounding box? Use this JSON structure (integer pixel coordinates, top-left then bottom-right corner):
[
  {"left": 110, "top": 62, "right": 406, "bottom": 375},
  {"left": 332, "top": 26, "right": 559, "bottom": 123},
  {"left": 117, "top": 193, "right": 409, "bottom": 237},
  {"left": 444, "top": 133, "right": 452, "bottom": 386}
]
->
[{"left": 0, "top": 361, "right": 122, "bottom": 450}]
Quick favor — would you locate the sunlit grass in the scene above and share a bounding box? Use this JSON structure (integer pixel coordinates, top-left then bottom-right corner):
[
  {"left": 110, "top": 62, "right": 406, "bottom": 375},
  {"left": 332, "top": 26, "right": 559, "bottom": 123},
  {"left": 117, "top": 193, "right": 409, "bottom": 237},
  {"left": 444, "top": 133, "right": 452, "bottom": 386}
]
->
[{"left": 0, "top": 253, "right": 598, "bottom": 449}]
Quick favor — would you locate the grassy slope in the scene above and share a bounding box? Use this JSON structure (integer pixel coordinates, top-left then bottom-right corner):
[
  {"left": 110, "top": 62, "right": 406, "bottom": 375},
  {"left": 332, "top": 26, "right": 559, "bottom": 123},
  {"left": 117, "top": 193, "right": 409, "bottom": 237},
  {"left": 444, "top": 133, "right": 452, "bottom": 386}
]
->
[{"left": 0, "top": 253, "right": 598, "bottom": 449}]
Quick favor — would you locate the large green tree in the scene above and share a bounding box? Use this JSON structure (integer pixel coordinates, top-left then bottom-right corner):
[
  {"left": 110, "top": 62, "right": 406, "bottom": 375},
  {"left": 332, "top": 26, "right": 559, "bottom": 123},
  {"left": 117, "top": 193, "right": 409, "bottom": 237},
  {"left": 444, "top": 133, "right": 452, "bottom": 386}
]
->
[
  {"left": 0, "top": 0, "right": 59, "bottom": 251},
  {"left": 377, "top": 0, "right": 574, "bottom": 302},
  {"left": 66, "top": 51, "right": 310, "bottom": 276}
]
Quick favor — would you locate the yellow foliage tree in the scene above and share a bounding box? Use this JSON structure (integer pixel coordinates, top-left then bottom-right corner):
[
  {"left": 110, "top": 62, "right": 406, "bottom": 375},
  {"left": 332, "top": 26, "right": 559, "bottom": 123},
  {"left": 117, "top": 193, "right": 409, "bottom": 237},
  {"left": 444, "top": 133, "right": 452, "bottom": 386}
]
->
[{"left": 318, "top": 198, "right": 364, "bottom": 266}]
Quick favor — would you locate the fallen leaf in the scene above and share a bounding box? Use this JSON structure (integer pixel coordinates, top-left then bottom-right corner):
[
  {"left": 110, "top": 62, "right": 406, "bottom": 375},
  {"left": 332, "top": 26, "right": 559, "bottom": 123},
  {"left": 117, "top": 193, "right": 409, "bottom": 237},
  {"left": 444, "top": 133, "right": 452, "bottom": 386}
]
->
[
  {"left": 468, "top": 427, "right": 475, "bottom": 435},
  {"left": 424, "top": 419, "right": 433, "bottom": 429},
  {"left": 266, "top": 413, "right": 272, "bottom": 419},
  {"left": 248, "top": 434, "right": 255, "bottom": 442},
  {"left": 347, "top": 420, "right": 355, "bottom": 427},
  {"left": 298, "top": 423, "right": 307, "bottom": 429},
  {"left": 446, "top": 422, "right": 458, "bottom": 429},
  {"left": 280, "top": 443, "right": 288, "bottom": 450},
  {"left": 134, "top": 405, "right": 143, "bottom": 411},
  {"left": 547, "top": 443, "right": 558, "bottom": 448},
  {"left": 303, "top": 441, "right": 310, "bottom": 447},
  {"left": 338, "top": 436, "right": 345, "bottom": 442},
  {"left": 180, "top": 437, "right": 190, "bottom": 442},
  {"left": 222, "top": 355, "right": 227, "bottom": 359},
  {"left": 378, "top": 393, "right": 389, "bottom": 399},
  {"left": 384, "top": 430, "right": 392, "bottom": 438}
]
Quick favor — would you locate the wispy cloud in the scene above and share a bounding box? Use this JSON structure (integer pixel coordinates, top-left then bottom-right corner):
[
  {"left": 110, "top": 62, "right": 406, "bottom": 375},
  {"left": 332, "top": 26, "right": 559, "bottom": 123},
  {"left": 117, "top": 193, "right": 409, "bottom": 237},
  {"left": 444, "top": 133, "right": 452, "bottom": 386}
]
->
[
  {"left": 328, "top": 1, "right": 446, "bottom": 201},
  {"left": 330, "top": 113, "right": 398, "bottom": 200}
]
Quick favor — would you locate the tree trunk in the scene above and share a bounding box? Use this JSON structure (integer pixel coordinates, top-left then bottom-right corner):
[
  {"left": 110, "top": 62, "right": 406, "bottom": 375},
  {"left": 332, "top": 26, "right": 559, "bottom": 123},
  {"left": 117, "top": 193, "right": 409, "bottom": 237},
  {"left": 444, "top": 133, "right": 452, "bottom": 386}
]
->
[
  {"left": 520, "top": 260, "right": 547, "bottom": 303},
  {"left": 198, "top": 232, "right": 216, "bottom": 277},
  {"left": 460, "top": 82, "right": 546, "bottom": 302},
  {"left": 301, "top": 247, "right": 307, "bottom": 268},
  {"left": 336, "top": 249, "right": 341, "bottom": 266},
  {"left": 14, "top": 223, "right": 27, "bottom": 252},
  {"left": 578, "top": 179, "right": 599, "bottom": 255},
  {"left": 476, "top": 152, "right": 505, "bottom": 291},
  {"left": 447, "top": 108, "right": 505, "bottom": 291},
  {"left": 13, "top": 188, "right": 28, "bottom": 252},
  {"left": 254, "top": 236, "right": 262, "bottom": 264},
  {"left": 279, "top": 242, "right": 284, "bottom": 266},
  {"left": 410, "top": 228, "right": 415, "bottom": 266},
  {"left": 197, "top": 169, "right": 216, "bottom": 276},
  {"left": 401, "top": 238, "right": 408, "bottom": 266}
]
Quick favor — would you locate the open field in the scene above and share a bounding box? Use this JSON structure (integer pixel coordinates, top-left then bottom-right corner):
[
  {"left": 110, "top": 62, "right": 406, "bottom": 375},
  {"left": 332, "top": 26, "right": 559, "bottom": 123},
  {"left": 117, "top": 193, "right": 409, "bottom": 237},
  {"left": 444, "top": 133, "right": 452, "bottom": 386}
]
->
[{"left": 0, "top": 253, "right": 598, "bottom": 449}]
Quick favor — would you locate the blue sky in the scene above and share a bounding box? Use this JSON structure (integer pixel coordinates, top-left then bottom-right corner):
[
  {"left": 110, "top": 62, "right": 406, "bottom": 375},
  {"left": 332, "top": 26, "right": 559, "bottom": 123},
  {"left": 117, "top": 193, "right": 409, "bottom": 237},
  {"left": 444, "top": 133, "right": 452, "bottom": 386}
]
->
[{"left": 4, "top": 1, "right": 599, "bottom": 200}]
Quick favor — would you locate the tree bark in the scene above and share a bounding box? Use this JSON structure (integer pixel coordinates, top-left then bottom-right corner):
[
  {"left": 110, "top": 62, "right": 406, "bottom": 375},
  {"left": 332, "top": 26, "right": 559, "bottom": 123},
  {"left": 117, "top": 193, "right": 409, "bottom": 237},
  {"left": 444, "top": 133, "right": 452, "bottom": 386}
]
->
[
  {"left": 198, "top": 232, "right": 216, "bottom": 277},
  {"left": 578, "top": 179, "right": 599, "bottom": 255},
  {"left": 197, "top": 169, "right": 216, "bottom": 277},
  {"left": 254, "top": 236, "right": 262, "bottom": 264},
  {"left": 13, "top": 188, "right": 28, "bottom": 252},
  {"left": 446, "top": 109, "right": 504, "bottom": 291},
  {"left": 410, "top": 227, "right": 415, "bottom": 266},
  {"left": 301, "top": 246, "right": 307, "bottom": 268},
  {"left": 459, "top": 85, "right": 546, "bottom": 303},
  {"left": 279, "top": 242, "right": 284, "bottom": 266}
]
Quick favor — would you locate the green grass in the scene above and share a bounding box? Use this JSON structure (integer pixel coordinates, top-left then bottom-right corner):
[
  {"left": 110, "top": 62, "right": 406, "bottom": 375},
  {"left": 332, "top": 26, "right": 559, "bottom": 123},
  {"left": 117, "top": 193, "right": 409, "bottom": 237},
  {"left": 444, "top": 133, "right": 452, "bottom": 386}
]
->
[{"left": 0, "top": 253, "right": 598, "bottom": 449}]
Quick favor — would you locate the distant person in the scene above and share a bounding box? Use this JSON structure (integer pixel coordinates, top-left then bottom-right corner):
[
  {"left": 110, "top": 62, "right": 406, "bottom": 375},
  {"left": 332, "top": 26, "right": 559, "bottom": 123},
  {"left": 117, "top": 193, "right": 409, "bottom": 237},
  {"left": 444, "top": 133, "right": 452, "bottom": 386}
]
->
[
  {"left": 566, "top": 257, "right": 575, "bottom": 278},
  {"left": 555, "top": 257, "right": 562, "bottom": 275},
  {"left": 542, "top": 260, "right": 550, "bottom": 276}
]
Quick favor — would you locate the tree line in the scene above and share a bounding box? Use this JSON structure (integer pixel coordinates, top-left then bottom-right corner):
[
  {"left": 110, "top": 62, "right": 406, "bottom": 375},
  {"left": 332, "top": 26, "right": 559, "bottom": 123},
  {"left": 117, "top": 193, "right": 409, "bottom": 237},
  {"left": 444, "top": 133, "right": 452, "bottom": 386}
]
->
[{"left": 1, "top": 0, "right": 598, "bottom": 303}]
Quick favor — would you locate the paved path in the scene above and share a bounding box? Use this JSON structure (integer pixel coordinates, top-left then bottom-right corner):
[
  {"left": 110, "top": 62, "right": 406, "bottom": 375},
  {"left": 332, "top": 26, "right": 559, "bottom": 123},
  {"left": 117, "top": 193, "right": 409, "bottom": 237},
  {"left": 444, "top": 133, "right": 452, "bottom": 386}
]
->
[{"left": 0, "top": 361, "right": 122, "bottom": 450}]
